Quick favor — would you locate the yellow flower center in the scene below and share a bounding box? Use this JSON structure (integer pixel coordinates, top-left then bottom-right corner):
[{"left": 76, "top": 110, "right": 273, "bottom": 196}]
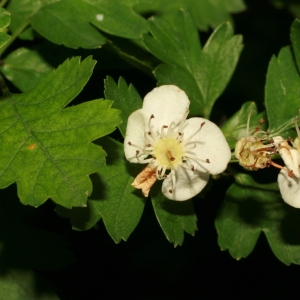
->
[{"left": 152, "top": 137, "right": 184, "bottom": 169}]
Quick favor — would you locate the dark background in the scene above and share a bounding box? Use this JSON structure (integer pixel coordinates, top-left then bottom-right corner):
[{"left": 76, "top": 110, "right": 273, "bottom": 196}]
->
[{"left": 1, "top": 0, "right": 300, "bottom": 299}]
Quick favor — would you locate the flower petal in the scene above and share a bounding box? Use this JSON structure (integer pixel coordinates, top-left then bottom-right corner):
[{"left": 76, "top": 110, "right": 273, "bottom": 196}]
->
[
  {"left": 161, "top": 167, "right": 209, "bottom": 201},
  {"left": 124, "top": 109, "right": 150, "bottom": 163},
  {"left": 183, "top": 117, "right": 231, "bottom": 174},
  {"left": 273, "top": 136, "right": 300, "bottom": 178},
  {"left": 278, "top": 169, "right": 300, "bottom": 208},
  {"left": 142, "top": 85, "right": 190, "bottom": 127}
]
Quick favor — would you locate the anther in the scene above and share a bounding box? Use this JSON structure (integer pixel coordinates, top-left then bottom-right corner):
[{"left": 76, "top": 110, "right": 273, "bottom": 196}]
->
[
  {"left": 206, "top": 159, "right": 210, "bottom": 163},
  {"left": 128, "top": 142, "right": 132, "bottom": 146},
  {"left": 169, "top": 189, "right": 173, "bottom": 193},
  {"left": 170, "top": 157, "right": 175, "bottom": 161}
]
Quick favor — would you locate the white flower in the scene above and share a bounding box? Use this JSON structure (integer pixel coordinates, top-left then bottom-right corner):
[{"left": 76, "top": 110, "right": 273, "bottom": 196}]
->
[
  {"left": 124, "top": 85, "right": 231, "bottom": 201},
  {"left": 277, "top": 121, "right": 300, "bottom": 208}
]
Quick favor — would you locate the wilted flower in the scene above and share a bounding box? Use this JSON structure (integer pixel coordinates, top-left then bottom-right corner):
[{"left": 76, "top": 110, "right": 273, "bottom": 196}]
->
[
  {"left": 235, "top": 113, "right": 271, "bottom": 170},
  {"left": 234, "top": 111, "right": 285, "bottom": 171},
  {"left": 124, "top": 85, "right": 231, "bottom": 201}
]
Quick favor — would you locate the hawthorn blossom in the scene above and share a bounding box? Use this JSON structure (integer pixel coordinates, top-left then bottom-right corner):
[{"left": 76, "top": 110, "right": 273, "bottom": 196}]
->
[
  {"left": 124, "top": 85, "right": 231, "bottom": 201},
  {"left": 277, "top": 120, "right": 300, "bottom": 208}
]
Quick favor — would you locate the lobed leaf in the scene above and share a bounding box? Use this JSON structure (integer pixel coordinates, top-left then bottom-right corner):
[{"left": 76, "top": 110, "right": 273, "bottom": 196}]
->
[
  {"left": 0, "top": 56, "right": 121, "bottom": 208},
  {"left": 57, "top": 137, "right": 146, "bottom": 243},
  {"left": 265, "top": 46, "right": 300, "bottom": 134},
  {"left": 151, "top": 185, "right": 197, "bottom": 247},
  {"left": 216, "top": 174, "right": 300, "bottom": 265},
  {"left": 104, "top": 76, "right": 142, "bottom": 137},
  {"left": 144, "top": 11, "right": 243, "bottom": 118}
]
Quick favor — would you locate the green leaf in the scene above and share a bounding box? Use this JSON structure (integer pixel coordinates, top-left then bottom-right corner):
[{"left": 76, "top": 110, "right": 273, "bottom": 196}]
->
[
  {"left": 221, "top": 101, "right": 267, "bottom": 149},
  {"left": 291, "top": 19, "right": 300, "bottom": 72},
  {"left": 134, "top": 0, "right": 246, "bottom": 31},
  {"left": 6, "top": 0, "right": 42, "bottom": 33},
  {"left": 265, "top": 46, "right": 300, "bottom": 134},
  {"left": 151, "top": 185, "right": 197, "bottom": 247},
  {"left": 104, "top": 76, "right": 142, "bottom": 137},
  {"left": 216, "top": 174, "right": 300, "bottom": 265},
  {"left": 30, "top": 0, "right": 148, "bottom": 49},
  {"left": 0, "top": 56, "right": 121, "bottom": 208},
  {"left": 144, "top": 11, "right": 243, "bottom": 118},
  {"left": 57, "top": 137, "right": 146, "bottom": 243},
  {"left": 0, "top": 8, "right": 10, "bottom": 49},
  {"left": 1, "top": 47, "right": 53, "bottom": 92},
  {"left": 0, "top": 269, "right": 59, "bottom": 300}
]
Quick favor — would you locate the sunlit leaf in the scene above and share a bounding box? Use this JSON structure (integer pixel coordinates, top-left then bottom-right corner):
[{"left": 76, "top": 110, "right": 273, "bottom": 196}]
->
[{"left": 0, "top": 56, "right": 121, "bottom": 208}]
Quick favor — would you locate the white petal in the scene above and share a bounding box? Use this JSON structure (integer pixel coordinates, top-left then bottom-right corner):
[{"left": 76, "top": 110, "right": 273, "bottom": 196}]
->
[
  {"left": 142, "top": 85, "right": 190, "bottom": 127},
  {"left": 161, "top": 167, "right": 209, "bottom": 201},
  {"left": 124, "top": 109, "right": 150, "bottom": 163},
  {"left": 274, "top": 137, "right": 300, "bottom": 178},
  {"left": 278, "top": 169, "right": 300, "bottom": 208},
  {"left": 182, "top": 118, "right": 231, "bottom": 174}
]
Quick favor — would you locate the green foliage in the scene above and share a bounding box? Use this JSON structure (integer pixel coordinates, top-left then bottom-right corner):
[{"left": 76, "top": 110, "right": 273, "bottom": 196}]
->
[
  {"left": 57, "top": 137, "right": 146, "bottom": 243},
  {"left": 104, "top": 76, "right": 142, "bottom": 137},
  {"left": 221, "top": 101, "right": 267, "bottom": 149},
  {"left": 0, "top": 56, "right": 121, "bottom": 208},
  {"left": 143, "top": 10, "right": 243, "bottom": 118},
  {"left": 0, "top": 47, "right": 53, "bottom": 92},
  {"left": 265, "top": 20, "right": 300, "bottom": 134},
  {"left": 9, "top": 0, "right": 148, "bottom": 49},
  {"left": 0, "top": 7, "right": 10, "bottom": 48},
  {"left": 216, "top": 173, "right": 300, "bottom": 265},
  {"left": 151, "top": 185, "right": 198, "bottom": 246},
  {"left": 134, "top": 0, "right": 246, "bottom": 31},
  {"left": 0, "top": 269, "right": 59, "bottom": 300}
]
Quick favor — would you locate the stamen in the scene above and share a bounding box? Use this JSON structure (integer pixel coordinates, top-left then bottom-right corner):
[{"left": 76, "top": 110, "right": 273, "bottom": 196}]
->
[
  {"left": 129, "top": 140, "right": 148, "bottom": 151},
  {"left": 182, "top": 122, "right": 205, "bottom": 145},
  {"left": 177, "top": 110, "right": 189, "bottom": 132},
  {"left": 246, "top": 110, "right": 252, "bottom": 136},
  {"left": 295, "top": 118, "right": 300, "bottom": 138}
]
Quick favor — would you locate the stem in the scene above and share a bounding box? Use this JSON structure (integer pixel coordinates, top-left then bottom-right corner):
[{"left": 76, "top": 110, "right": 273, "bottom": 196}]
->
[
  {"left": 0, "top": 0, "right": 9, "bottom": 7},
  {"left": 0, "top": 17, "right": 31, "bottom": 57}
]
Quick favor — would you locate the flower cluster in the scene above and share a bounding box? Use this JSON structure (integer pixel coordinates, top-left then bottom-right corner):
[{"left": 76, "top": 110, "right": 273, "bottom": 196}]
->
[
  {"left": 124, "top": 85, "right": 231, "bottom": 201},
  {"left": 234, "top": 111, "right": 300, "bottom": 208}
]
